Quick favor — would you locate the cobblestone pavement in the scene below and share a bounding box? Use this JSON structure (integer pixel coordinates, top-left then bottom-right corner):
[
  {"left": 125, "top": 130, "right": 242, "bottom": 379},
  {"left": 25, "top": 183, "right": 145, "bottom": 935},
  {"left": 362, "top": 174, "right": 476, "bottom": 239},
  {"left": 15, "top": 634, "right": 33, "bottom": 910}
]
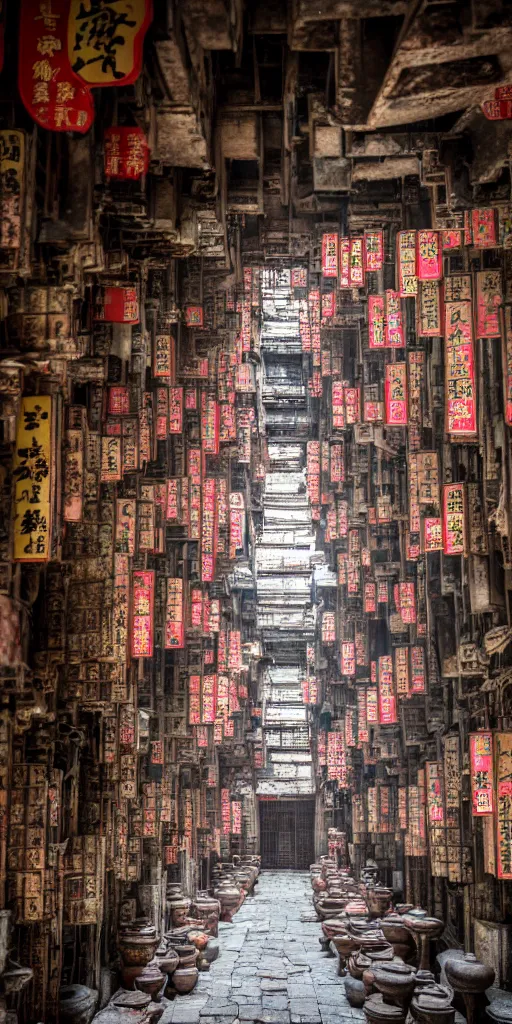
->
[{"left": 165, "top": 871, "right": 365, "bottom": 1024}]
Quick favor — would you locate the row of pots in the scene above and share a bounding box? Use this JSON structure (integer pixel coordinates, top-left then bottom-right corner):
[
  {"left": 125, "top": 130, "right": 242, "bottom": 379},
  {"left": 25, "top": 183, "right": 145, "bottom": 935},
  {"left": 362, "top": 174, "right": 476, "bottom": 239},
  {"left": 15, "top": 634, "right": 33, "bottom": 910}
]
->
[{"left": 310, "top": 858, "right": 497, "bottom": 1024}]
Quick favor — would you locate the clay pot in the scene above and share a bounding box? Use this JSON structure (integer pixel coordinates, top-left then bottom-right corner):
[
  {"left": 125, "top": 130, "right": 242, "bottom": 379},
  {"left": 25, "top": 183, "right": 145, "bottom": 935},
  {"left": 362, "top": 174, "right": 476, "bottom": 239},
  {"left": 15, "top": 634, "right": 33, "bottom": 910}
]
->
[
  {"left": 59, "top": 985, "right": 98, "bottom": 1024},
  {"left": 371, "top": 960, "right": 416, "bottom": 1008},
  {"left": 173, "top": 943, "right": 199, "bottom": 969},
  {"left": 445, "top": 952, "right": 495, "bottom": 1024},
  {"left": 367, "top": 887, "right": 393, "bottom": 920},
  {"left": 380, "top": 915, "right": 416, "bottom": 961},
  {"left": 190, "top": 893, "right": 220, "bottom": 937},
  {"left": 169, "top": 896, "right": 191, "bottom": 929},
  {"left": 134, "top": 961, "right": 166, "bottom": 1001},
  {"left": 409, "top": 983, "right": 455, "bottom": 1023},
  {"left": 111, "top": 989, "right": 151, "bottom": 1011},
  {"left": 172, "top": 966, "right": 199, "bottom": 994},
  {"left": 364, "top": 993, "right": 407, "bottom": 1023},
  {"left": 119, "top": 964, "right": 145, "bottom": 990},
  {"left": 403, "top": 913, "right": 444, "bottom": 971},
  {"left": 154, "top": 942, "right": 179, "bottom": 976},
  {"left": 487, "top": 996, "right": 512, "bottom": 1022},
  {"left": 118, "top": 922, "right": 159, "bottom": 967}
]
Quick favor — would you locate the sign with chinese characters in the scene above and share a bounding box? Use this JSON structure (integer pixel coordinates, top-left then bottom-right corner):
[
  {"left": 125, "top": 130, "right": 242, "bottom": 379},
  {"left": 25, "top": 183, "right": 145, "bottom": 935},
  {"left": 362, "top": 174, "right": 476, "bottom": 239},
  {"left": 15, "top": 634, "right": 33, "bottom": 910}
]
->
[
  {"left": 442, "top": 483, "right": 466, "bottom": 556},
  {"left": 496, "top": 732, "right": 512, "bottom": 880},
  {"left": 399, "top": 581, "right": 416, "bottom": 623},
  {"left": 397, "top": 230, "right": 417, "bottom": 296},
  {"left": 13, "top": 396, "right": 52, "bottom": 562},
  {"left": 471, "top": 208, "right": 498, "bottom": 248},
  {"left": 418, "top": 280, "right": 442, "bottom": 336},
  {"left": 19, "top": 0, "right": 95, "bottom": 132},
  {"left": 96, "top": 286, "right": 139, "bottom": 323},
  {"left": 339, "top": 237, "right": 350, "bottom": 288},
  {"left": 470, "top": 732, "right": 494, "bottom": 815},
  {"left": 0, "top": 129, "right": 25, "bottom": 251},
  {"left": 321, "top": 232, "right": 338, "bottom": 277},
  {"left": 385, "top": 290, "right": 404, "bottom": 347},
  {"left": 378, "top": 655, "right": 397, "bottom": 724},
  {"left": 423, "top": 517, "right": 443, "bottom": 552},
  {"left": 444, "top": 300, "right": 477, "bottom": 436},
  {"left": 385, "top": 362, "right": 408, "bottom": 425},
  {"left": 104, "top": 127, "right": 150, "bottom": 179},
  {"left": 364, "top": 230, "right": 384, "bottom": 271},
  {"left": 131, "top": 570, "right": 154, "bottom": 658},
  {"left": 341, "top": 641, "right": 355, "bottom": 676},
  {"left": 68, "top": 0, "right": 152, "bottom": 86},
  {"left": 417, "top": 230, "right": 442, "bottom": 280},
  {"left": 368, "top": 295, "right": 385, "bottom": 349},
  {"left": 165, "top": 578, "right": 184, "bottom": 648},
  {"left": 349, "top": 237, "right": 364, "bottom": 287},
  {"left": 411, "top": 646, "right": 426, "bottom": 693},
  {"left": 189, "top": 675, "right": 200, "bottom": 726},
  {"left": 426, "top": 762, "right": 444, "bottom": 823},
  {"left": 395, "top": 646, "right": 409, "bottom": 696},
  {"left": 201, "top": 477, "right": 217, "bottom": 583},
  {"left": 202, "top": 674, "right": 217, "bottom": 724},
  {"left": 475, "top": 270, "right": 502, "bottom": 338}
]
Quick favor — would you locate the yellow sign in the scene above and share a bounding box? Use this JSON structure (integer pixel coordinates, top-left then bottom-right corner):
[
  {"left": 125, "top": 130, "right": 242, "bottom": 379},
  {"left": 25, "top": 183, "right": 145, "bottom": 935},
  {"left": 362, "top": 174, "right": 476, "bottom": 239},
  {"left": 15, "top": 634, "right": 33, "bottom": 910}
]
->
[
  {"left": 68, "top": 0, "right": 150, "bottom": 86},
  {"left": 13, "top": 396, "right": 52, "bottom": 561}
]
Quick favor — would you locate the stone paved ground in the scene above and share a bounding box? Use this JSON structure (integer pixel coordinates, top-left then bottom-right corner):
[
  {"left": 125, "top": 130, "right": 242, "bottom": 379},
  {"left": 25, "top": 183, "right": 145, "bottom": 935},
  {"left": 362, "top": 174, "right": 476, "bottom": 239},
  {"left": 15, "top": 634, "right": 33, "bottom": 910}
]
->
[{"left": 166, "top": 871, "right": 365, "bottom": 1024}]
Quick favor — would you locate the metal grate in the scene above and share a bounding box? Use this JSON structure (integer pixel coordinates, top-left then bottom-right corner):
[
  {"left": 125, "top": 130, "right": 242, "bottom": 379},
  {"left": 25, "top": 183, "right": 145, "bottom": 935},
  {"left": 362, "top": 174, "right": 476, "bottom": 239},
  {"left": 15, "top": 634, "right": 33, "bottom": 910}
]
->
[{"left": 259, "top": 798, "right": 315, "bottom": 869}]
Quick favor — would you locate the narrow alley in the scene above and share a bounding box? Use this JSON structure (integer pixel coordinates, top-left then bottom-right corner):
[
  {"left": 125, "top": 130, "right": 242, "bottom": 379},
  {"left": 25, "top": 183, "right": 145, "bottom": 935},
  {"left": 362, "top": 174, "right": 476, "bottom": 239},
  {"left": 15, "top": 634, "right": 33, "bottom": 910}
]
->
[{"left": 168, "top": 873, "right": 361, "bottom": 1024}]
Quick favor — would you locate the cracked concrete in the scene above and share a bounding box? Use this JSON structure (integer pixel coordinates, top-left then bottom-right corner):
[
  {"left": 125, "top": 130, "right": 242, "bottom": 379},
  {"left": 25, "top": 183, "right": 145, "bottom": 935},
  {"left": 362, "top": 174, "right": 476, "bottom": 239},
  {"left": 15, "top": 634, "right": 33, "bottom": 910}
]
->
[{"left": 164, "top": 871, "right": 364, "bottom": 1024}]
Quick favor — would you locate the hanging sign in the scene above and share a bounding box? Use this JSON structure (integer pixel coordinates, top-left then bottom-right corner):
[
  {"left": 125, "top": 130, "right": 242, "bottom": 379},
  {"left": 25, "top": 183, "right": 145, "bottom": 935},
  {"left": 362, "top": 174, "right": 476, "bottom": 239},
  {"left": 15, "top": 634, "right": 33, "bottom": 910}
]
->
[
  {"left": 349, "top": 237, "right": 364, "bottom": 287},
  {"left": 416, "top": 230, "right": 442, "bottom": 280},
  {"left": 131, "top": 570, "right": 154, "bottom": 658},
  {"left": 426, "top": 762, "right": 444, "bottom": 823},
  {"left": 423, "top": 517, "right": 443, "bottom": 552},
  {"left": 411, "top": 646, "right": 426, "bottom": 693},
  {"left": 364, "top": 230, "right": 384, "bottom": 271},
  {"left": 202, "top": 674, "right": 217, "bottom": 724},
  {"left": 444, "top": 300, "right": 477, "bottom": 436},
  {"left": 418, "top": 280, "right": 442, "bottom": 336},
  {"left": 68, "top": 0, "right": 152, "bottom": 86},
  {"left": 385, "top": 290, "right": 404, "bottom": 347},
  {"left": 378, "top": 655, "right": 397, "bottom": 724},
  {"left": 442, "top": 482, "right": 466, "bottom": 556},
  {"left": 364, "top": 581, "right": 376, "bottom": 614},
  {"left": 165, "top": 578, "right": 184, "bottom": 648},
  {"left": 201, "top": 477, "right": 217, "bottom": 583},
  {"left": 395, "top": 646, "right": 409, "bottom": 696},
  {"left": 169, "top": 386, "right": 183, "bottom": 434},
  {"left": 496, "top": 731, "right": 512, "bottom": 880},
  {"left": 368, "top": 294, "right": 385, "bottom": 348},
  {"left": 470, "top": 732, "right": 494, "bottom": 815},
  {"left": 385, "top": 362, "right": 408, "bottom": 425},
  {"left": 399, "top": 581, "right": 416, "bottom": 623},
  {"left": 96, "top": 286, "right": 139, "bottom": 323},
  {"left": 13, "top": 396, "right": 52, "bottom": 562},
  {"left": 341, "top": 641, "right": 355, "bottom": 676},
  {"left": 0, "top": 129, "right": 25, "bottom": 252},
  {"left": 339, "top": 237, "right": 350, "bottom": 288},
  {"left": 19, "top": 0, "right": 95, "bottom": 133},
  {"left": 322, "top": 232, "right": 338, "bottom": 277},
  {"left": 397, "top": 230, "right": 417, "bottom": 296},
  {"left": 475, "top": 270, "right": 502, "bottom": 338},
  {"left": 471, "top": 208, "right": 498, "bottom": 248},
  {"left": 189, "top": 675, "right": 201, "bottom": 726},
  {"left": 104, "top": 126, "right": 150, "bottom": 178}
]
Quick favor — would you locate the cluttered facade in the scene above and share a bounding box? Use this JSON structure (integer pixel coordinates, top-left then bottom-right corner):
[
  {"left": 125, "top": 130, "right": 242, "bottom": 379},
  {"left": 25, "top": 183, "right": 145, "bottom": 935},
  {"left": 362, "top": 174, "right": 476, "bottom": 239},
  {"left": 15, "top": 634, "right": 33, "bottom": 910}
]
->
[{"left": 1, "top": 0, "right": 512, "bottom": 1020}]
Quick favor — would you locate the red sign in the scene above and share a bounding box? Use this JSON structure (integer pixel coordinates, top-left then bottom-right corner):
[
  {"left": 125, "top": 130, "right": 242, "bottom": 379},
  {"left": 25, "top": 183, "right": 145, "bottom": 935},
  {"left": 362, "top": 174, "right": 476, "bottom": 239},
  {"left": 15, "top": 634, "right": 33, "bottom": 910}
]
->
[
  {"left": 19, "top": 0, "right": 95, "bottom": 133},
  {"left": 378, "top": 655, "right": 397, "bottom": 724},
  {"left": 96, "top": 287, "right": 139, "bottom": 324},
  {"left": 349, "top": 237, "right": 364, "bottom": 288},
  {"left": 339, "top": 237, "right": 350, "bottom": 288},
  {"left": 169, "top": 387, "right": 183, "bottom": 434},
  {"left": 471, "top": 208, "right": 498, "bottom": 248},
  {"left": 385, "top": 362, "right": 408, "bottom": 425},
  {"left": 132, "top": 570, "right": 154, "bottom": 658},
  {"left": 397, "top": 230, "right": 417, "bottom": 296},
  {"left": 416, "top": 230, "right": 442, "bottom": 281},
  {"left": 104, "top": 127, "right": 150, "bottom": 179},
  {"left": 201, "top": 478, "right": 217, "bottom": 583},
  {"left": 470, "top": 732, "right": 494, "bottom": 815}
]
